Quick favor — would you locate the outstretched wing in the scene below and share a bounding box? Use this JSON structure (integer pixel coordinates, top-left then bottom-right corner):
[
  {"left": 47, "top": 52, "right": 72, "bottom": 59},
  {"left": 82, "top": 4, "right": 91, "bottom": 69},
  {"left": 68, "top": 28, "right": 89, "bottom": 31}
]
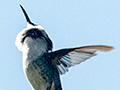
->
[{"left": 50, "top": 45, "right": 114, "bottom": 74}]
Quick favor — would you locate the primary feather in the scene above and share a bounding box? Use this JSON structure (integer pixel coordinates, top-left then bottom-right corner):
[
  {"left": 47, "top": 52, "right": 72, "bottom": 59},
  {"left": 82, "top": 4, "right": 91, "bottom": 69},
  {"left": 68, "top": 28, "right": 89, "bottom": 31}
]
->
[{"left": 50, "top": 45, "right": 114, "bottom": 74}]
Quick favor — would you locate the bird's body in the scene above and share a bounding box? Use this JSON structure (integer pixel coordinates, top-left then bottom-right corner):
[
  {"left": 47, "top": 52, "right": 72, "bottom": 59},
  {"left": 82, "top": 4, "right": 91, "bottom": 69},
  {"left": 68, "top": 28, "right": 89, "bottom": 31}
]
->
[
  {"left": 22, "top": 37, "right": 61, "bottom": 90},
  {"left": 18, "top": 25, "right": 62, "bottom": 90},
  {"left": 15, "top": 5, "right": 114, "bottom": 90},
  {"left": 24, "top": 53, "right": 61, "bottom": 90}
]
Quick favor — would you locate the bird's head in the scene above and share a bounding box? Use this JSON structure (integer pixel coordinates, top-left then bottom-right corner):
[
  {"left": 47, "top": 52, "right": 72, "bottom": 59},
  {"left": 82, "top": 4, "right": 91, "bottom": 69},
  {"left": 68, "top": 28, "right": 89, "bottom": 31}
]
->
[{"left": 15, "top": 5, "right": 52, "bottom": 52}]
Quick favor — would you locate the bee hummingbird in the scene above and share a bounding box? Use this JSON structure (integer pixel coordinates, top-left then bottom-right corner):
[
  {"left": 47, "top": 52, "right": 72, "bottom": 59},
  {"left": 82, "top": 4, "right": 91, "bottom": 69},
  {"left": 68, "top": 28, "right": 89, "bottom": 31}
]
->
[{"left": 15, "top": 5, "right": 114, "bottom": 90}]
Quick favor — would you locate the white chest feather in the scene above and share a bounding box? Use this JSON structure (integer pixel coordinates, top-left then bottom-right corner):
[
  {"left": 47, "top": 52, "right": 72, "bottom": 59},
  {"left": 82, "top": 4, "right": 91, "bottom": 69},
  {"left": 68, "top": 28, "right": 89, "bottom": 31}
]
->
[
  {"left": 22, "top": 37, "right": 48, "bottom": 70},
  {"left": 22, "top": 37, "right": 52, "bottom": 90}
]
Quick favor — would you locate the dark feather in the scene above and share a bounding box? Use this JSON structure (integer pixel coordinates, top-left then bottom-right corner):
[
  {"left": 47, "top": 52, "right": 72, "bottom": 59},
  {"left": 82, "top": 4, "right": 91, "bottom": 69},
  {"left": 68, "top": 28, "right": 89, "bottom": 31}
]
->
[{"left": 50, "top": 45, "right": 114, "bottom": 74}]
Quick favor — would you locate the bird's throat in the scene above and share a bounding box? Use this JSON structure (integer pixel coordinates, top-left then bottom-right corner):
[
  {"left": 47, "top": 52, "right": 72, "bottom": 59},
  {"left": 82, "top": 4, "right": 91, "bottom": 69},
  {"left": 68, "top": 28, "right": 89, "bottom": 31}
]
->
[{"left": 22, "top": 37, "right": 48, "bottom": 69}]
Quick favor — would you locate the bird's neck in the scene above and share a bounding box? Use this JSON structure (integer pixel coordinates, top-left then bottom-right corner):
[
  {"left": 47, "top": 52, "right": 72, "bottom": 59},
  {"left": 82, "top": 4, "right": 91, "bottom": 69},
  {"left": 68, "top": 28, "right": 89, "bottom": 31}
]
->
[{"left": 22, "top": 37, "right": 48, "bottom": 68}]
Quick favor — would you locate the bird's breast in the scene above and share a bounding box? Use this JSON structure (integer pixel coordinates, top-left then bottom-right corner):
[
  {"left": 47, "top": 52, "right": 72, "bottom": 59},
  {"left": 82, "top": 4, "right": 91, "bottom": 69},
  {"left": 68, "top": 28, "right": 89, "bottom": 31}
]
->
[
  {"left": 24, "top": 62, "right": 48, "bottom": 90},
  {"left": 23, "top": 55, "right": 59, "bottom": 90}
]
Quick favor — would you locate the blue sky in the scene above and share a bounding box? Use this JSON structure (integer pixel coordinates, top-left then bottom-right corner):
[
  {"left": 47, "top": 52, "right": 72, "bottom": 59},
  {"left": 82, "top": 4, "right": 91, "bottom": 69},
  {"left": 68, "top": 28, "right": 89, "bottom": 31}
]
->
[{"left": 0, "top": 0, "right": 119, "bottom": 90}]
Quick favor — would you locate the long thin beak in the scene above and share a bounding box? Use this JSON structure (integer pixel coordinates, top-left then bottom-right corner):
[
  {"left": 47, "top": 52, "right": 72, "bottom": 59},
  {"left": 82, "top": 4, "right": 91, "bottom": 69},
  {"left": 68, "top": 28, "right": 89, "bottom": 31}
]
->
[{"left": 19, "top": 4, "right": 35, "bottom": 26}]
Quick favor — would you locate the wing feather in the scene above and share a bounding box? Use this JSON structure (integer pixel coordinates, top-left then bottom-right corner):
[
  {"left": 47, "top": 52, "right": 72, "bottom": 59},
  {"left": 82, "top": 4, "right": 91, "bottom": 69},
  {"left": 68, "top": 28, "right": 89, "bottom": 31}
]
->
[{"left": 50, "top": 45, "right": 114, "bottom": 74}]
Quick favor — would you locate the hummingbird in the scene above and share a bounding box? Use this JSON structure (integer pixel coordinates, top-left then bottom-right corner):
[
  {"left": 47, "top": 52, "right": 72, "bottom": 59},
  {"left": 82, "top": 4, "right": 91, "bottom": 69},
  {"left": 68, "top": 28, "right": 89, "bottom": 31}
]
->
[{"left": 15, "top": 5, "right": 114, "bottom": 90}]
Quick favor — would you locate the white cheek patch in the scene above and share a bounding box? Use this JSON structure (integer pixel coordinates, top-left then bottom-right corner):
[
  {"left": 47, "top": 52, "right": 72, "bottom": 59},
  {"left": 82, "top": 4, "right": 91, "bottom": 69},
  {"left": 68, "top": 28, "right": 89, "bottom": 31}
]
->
[
  {"left": 15, "top": 31, "right": 24, "bottom": 51},
  {"left": 15, "top": 25, "right": 44, "bottom": 52}
]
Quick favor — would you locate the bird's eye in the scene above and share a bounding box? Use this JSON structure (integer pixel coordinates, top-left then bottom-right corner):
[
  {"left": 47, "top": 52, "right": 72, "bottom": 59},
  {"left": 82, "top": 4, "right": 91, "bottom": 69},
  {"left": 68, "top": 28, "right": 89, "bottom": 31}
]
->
[{"left": 22, "top": 33, "right": 26, "bottom": 36}]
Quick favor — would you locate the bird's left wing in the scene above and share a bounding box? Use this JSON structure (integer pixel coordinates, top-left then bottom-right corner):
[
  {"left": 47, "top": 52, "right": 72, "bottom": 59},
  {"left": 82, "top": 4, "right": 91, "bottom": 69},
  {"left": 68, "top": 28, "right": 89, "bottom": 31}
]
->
[{"left": 49, "top": 45, "right": 114, "bottom": 74}]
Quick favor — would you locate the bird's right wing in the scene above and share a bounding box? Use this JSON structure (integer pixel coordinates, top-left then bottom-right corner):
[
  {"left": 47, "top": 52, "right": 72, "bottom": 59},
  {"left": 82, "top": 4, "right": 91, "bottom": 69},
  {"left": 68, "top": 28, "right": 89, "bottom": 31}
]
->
[{"left": 50, "top": 45, "right": 114, "bottom": 75}]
